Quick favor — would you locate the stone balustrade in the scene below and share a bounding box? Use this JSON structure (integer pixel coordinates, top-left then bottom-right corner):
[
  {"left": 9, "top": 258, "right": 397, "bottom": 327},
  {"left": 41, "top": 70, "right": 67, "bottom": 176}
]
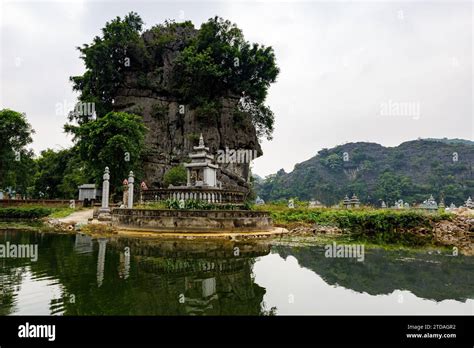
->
[{"left": 140, "top": 188, "right": 245, "bottom": 204}]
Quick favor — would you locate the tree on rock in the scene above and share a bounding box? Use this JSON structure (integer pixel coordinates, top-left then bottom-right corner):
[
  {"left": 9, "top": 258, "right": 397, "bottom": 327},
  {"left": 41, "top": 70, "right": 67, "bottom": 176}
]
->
[{"left": 69, "top": 13, "right": 279, "bottom": 140}]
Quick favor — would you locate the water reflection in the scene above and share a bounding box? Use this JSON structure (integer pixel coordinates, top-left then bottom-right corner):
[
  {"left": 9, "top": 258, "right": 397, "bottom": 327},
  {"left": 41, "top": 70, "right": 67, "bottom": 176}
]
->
[
  {"left": 96, "top": 238, "right": 107, "bottom": 288},
  {"left": 0, "top": 230, "right": 472, "bottom": 315},
  {"left": 0, "top": 231, "right": 270, "bottom": 315},
  {"left": 274, "top": 245, "right": 474, "bottom": 302}
]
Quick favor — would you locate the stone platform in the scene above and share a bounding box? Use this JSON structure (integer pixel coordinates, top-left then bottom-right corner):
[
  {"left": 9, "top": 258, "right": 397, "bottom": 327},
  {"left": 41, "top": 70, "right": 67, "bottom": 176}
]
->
[{"left": 111, "top": 208, "right": 274, "bottom": 233}]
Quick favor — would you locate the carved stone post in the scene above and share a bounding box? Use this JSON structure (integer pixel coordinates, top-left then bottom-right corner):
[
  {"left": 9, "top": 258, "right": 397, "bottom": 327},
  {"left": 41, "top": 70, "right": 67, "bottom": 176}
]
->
[
  {"left": 128, "top": 171, "right": 134, "bottom": 209},
  {"left": 98, "top": 167, "right": 111, "bottom": 221}
]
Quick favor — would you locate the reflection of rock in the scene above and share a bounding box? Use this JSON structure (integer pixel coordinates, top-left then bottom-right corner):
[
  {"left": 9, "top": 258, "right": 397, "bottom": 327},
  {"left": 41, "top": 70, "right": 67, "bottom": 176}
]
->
[{"left": 275, "top": 245, "right": 474, "bottom": 302}]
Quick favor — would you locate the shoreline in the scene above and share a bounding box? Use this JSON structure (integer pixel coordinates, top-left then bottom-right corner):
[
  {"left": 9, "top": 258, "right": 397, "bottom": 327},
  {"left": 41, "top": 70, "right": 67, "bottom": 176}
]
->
[{"left": 0, "top": 206, "right": 472, "bottom": 255}]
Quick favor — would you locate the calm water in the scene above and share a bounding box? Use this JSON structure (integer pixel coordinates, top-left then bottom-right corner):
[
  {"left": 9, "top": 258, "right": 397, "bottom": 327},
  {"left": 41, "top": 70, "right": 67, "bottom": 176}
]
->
[{"left": 0, "top": 230, "right": 473, "bottom": 315}]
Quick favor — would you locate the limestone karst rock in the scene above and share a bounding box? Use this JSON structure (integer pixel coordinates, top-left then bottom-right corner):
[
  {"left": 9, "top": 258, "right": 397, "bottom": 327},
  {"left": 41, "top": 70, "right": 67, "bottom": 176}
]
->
[{"left": 112, "top": 24, "right": 262, "bottom": 191}]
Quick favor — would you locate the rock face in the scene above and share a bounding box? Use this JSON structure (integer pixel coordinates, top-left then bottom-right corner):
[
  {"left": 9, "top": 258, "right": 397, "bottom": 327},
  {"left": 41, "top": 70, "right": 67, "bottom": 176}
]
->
[{"left": 113, "top": 26, "right": 262, "bottom": 191}]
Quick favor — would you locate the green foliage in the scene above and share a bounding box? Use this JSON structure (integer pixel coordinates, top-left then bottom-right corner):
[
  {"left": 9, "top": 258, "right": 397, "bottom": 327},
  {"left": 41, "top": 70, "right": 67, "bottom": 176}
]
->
[
  {"left": 32, "top": 148, "right": 88, "bottom": 199},
  {"left": 0, "top": 207, "right": 52, "bottom": 219},
  {"left": 72, "top": 111, "right": 147, "bottom": 193},
  {"left": 163, "top": 165, "right": 187, "bottom": 187},
  {"left": 171, "top": 16, "right": 279, "bottom": 139},
  {"left": 256, "top": 140, "right": 474, "bottom": 206},
  {"left": 0, "top": 109, "right": 36, "bottom": 195},
  {"left": 374, "top": 171, "right": 412, "bottom": 204},
  {"left": 69, "top": 14, "right": 279, "bottom": 140},
  {"left": 263, "top": 205, "right": 452, "bottom": 246},
  {"left": 321, "top": 153, "right": 343, "bottom": 170},
  {"left": 47, "top": 208, "right": 76, "bottom": 219},
  {"left": 69, "top": 12, "right": 145, "bottom": 122},
  {"left": 194, "top": 101, "right": 220, "bottom": 125}
]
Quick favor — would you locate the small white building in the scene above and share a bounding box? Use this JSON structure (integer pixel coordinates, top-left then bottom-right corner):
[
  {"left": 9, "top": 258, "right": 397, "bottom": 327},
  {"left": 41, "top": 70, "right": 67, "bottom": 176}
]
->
[
  {"left": 78, "top": 184, "right": 98, "bottom": 201},
  {"left": 184, "top": 134, "right": 219, "bottom": 188}
]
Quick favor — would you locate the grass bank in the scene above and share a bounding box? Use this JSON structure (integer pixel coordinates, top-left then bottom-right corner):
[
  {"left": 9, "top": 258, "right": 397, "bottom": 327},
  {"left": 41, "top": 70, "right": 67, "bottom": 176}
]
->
[
  {"left": 0, "top": 206, "right": 77, "bottom": 220},
  {"left": 255, "top": 203, "right": 453, "bottom": 246}
]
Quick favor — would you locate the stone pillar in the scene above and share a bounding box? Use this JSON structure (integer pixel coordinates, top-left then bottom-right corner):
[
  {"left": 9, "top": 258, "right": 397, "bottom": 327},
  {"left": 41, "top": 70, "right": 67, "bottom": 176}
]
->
[
  {"left": 128, "top": 171, "right": 134, "bottom": 209},
  {"left": 98, "top": 167, "right": 111, "bottom": 221},
  {"left": 101, "top": 167, "right": 110, "bottom": 211}
]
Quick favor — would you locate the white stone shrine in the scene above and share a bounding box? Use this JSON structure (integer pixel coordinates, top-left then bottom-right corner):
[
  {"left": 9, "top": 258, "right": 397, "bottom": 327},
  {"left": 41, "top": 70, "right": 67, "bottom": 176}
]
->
[{"left": 184, "top": 134, "right": 218, "bottom": 188}]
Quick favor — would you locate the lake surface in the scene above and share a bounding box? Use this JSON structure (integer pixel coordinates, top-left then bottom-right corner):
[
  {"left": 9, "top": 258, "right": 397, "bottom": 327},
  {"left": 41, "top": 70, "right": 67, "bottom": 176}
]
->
[{"left": 0, "top": 230, "right": 473, "bottom": 315}]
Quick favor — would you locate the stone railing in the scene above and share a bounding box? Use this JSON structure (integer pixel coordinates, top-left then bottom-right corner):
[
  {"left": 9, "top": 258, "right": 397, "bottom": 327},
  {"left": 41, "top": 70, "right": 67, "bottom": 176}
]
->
[{"left": 140, "top": 187, "right": 245, "bottom": 204}]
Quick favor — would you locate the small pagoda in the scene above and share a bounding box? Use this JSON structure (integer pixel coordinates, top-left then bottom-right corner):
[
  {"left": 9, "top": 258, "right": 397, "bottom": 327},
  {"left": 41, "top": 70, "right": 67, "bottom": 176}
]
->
[
  {"left": 184, "top": 134, "right": 219, "bottom": 188},
  {"left": 420, "top": 195, "right": 438, "bottom": 210},
  {"left": 465, "top": 197, "right": 474, "bottom": 209},
  {"left": 343, "top": 195, "right": 351, "bottom": 209},
  {"left": 350, "top": 194, "right": 360, "bottom": 208}
]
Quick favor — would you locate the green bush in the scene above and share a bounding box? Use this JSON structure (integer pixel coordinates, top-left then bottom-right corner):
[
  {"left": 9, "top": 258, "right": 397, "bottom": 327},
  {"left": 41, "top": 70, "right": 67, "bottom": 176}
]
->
[
  {"left": 0, "top": 207, "right": 53, "bottom": 219},
  {"left": 264, "top": 206, "right": 454, "bottom": 246},
  {"left": 194, "top": 101, "right": 220, "bottom": 125},
  {"left": 163, "top": 165, "right": 187, "bottom": 187}
]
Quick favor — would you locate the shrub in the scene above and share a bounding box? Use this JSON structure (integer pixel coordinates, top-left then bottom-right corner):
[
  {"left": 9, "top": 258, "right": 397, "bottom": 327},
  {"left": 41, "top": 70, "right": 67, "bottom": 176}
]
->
[
  {"left": 163, "top": 165, "right": 187, "bottom": 187},
  {"left": 263, "top": 205, "right": 454, "bottom": 246},
  {"left": 0, "top": 207, "right": 53, "bottom": 219}
]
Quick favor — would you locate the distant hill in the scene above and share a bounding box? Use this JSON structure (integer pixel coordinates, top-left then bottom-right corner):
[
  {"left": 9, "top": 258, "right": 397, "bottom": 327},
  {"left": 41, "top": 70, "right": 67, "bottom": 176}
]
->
[
  {"left": 423, "top": 138, "right": 474, "bottom": 146},
  {"left": 254, "top": 139, "right": 474, "bottom": 206}
]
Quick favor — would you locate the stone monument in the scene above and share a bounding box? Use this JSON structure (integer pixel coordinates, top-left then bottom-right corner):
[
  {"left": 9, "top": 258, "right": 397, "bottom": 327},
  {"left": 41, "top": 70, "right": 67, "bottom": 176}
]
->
[
  {"left": 98, "top": 167, "right": 111, "bottom": 221},
  {"left": 184, "top": 134, "right": 218, "bottom": 188}
]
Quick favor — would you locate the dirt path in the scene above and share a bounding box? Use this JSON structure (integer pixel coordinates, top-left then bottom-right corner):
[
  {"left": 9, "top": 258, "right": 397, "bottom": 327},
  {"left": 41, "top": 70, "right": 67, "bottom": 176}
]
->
[{"left": 57, "top": 209, "right": 94, "bottom": 225}]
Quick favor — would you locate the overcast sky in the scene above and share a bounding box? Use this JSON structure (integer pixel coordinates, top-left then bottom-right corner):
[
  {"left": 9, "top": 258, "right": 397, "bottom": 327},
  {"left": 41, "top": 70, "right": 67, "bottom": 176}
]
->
[{"left": 1, "top": 0, "right": 472, "bottom": 177}]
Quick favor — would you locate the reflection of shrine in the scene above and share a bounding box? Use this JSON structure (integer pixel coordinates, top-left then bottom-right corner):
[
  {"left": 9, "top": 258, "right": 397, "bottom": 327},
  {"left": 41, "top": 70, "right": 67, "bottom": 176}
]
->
[
  {"left": 107, "top": 238, "right": 270, "bottom": 315},
  {"left": 74, "top": 233, "right": 93, "bottom": 254}
]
